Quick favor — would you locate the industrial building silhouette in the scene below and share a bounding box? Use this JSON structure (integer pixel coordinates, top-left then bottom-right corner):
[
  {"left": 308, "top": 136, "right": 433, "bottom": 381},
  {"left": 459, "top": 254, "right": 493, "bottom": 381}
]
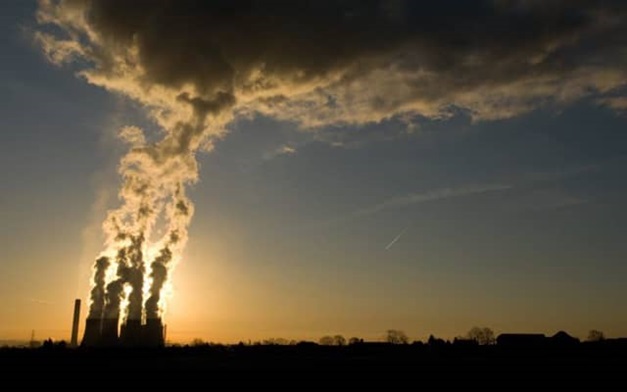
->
[{"left": 77, "top": 297, "right": 165, "bottom": 347}]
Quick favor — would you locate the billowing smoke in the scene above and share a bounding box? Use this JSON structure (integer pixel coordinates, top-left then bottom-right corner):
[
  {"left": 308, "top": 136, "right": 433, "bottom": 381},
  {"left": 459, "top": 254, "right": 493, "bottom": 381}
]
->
[
  {"left": 88, "top": 256, "right": 109, "bottom": 319},
  {"left": 145, "top": 246, "right": 171, "bottom": 320},
  {"left": 103, "top": 247, "right": 129, "bottom": 320},
  {"left": 125, "top": 234, "right": 145, "bottom": 320},
  {"left": 35, "top": 0, "right": 627, "bottom": 324}
]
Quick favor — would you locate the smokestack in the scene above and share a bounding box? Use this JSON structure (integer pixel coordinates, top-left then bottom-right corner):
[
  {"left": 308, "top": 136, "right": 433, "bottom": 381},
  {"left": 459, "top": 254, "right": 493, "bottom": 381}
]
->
[{"left": 70, "top": 299, "right": 81, "bottom": 347}]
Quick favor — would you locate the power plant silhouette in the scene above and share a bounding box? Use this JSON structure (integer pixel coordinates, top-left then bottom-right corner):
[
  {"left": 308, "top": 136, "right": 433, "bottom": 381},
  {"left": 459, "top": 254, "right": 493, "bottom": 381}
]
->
[
  {"left": 77, "top": 237, "right": 172, "bottom": 347},
  {"left": 74, "top": 298, "right": 166, "bottom": 347}
]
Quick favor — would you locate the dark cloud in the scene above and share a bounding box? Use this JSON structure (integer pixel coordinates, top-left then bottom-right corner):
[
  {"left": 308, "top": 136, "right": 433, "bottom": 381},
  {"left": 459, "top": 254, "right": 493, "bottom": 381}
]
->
[{"left": 38, "top": 0, "right": 627, "bottom": 125}]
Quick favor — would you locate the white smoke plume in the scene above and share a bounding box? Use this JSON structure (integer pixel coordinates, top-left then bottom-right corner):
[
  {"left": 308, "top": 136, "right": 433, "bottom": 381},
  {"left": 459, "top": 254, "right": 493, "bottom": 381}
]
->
[
  {"left": 34, "top": 0, "right": 627, "bottom": 324},
  {"left": 88, "top": 256, "right": 109, "bottom": 319}
]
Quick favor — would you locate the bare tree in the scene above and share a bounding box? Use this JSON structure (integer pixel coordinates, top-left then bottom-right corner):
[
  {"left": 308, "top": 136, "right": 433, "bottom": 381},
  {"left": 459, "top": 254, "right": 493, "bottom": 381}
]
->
[
  {"left": 467, "top": 327, "right": 496, "bottom": 345},
  {"left": 587, "top": 329, "right": 605, "bottom": 342},
  {"left": 386, "top": 329, "right": 409, "bottom": 344}
]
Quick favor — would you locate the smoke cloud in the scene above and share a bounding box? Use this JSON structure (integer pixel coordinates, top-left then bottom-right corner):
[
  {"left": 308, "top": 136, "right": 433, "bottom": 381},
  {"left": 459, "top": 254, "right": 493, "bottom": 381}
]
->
[
  {"left": 125, "top": 234, "right": 145, "bottom": 321},
  {"left": 88, "top": 256, "right": 109, "bottom": 318},
  {"left": 35, "top": 0, "right": 627, "bottom": 323},
  {"left": 145, "top": 246, "right": 171, "bottom": 320}
]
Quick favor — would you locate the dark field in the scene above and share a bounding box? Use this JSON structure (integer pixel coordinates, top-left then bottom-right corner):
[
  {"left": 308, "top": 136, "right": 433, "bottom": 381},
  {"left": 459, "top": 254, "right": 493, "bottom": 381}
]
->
[{"left": 1, "top": 342, "right": 625, "bottom": 389}]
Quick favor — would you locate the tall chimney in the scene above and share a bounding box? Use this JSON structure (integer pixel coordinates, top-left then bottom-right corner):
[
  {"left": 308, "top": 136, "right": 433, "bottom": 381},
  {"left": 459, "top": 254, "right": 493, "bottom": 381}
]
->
[{"left": 70, "top": 299, "right": 81, "bottom": 347}]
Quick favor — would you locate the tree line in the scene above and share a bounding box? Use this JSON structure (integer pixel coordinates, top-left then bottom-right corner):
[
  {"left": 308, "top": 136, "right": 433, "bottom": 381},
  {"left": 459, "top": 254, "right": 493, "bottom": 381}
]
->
[{"left": 188, "top": 328, "right": 606, "bottom": 347}]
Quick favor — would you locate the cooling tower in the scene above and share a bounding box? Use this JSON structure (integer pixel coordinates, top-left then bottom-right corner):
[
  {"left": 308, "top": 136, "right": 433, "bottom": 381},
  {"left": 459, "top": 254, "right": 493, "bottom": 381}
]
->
[
  {"left": 81, "top": 317, "right": 102, "bottom": 347},
  {"left": 120, "top": 318, "right": 143, "bottom": 347},
  {"left": 70, "top": 299, "right": 81, "bottom": 347},
  {"left": 82, "top": 315, "right": 166, "bottom": 347},
  {"left": 143, "top": 318, "right": 165, "bottom": 347},
  {"left": 100, "top": 318, "right": 120, "bottom": 346}
]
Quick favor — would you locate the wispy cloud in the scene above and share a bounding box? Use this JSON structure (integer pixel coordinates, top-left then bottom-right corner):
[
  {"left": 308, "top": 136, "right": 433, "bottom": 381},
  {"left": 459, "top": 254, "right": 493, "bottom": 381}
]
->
[
  {"left": 354, "top": 184, "right": 513, "bottom": 218},
  {"left": 598, "top": 97, "right": 627, "bottom": 113},
  {"left": 308, "top": 163, "right": 598, "bottom": 232},
  {"left": 262, "top": 144, "right": 297, "bottom": 160},
  {"left": 520, "top": 164, "right": 600, "bottom": 183},
  {"left": 356, "top": 164, "right": 599, "bottom": 219},
  {"left": 276, "top": 145, "right": 296, "bottom": 156},
  {"left": 513, "top": 189, "right": 589, "bottom": 212}
]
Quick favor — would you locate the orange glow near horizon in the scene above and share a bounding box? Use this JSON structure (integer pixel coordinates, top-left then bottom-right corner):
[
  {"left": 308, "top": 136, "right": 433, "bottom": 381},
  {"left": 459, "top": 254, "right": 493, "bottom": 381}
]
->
[
  {"left": 144, "top": 236, "right": 627, "bottom": 344},
  {"left": 4, "top": 0, "right": 626, "bottom": 348}
]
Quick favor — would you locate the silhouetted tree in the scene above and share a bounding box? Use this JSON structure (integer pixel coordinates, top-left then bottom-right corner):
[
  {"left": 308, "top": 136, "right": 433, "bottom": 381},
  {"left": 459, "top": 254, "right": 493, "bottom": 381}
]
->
[
  {"left": 319, "top": 335, "right": 346, "bottom": 346},
  {"left": 386, "top": 329, "right": 409, "bottom": 344},
  {"left": 191, "top": 338, "right": 206, "bottom": 346},
  {"left": 319, "top": 336, "right": 335, "bottom": 346},
  {"left": 42, "top": 339, "right": 54, "bottom": 349},
  {"left": 333, "top": 335, "right": 346, "bottom": 346},
  {"left": 587, "top": 329, "right": 605, "bottom": 342},
  {"left": 467, "top": 327, "right": 496, "bottom": 345},
  {"left": 41, "top": 339, "right": 66, "bottom": 350},
  {"left": 348, "top": 337, "right": 364, "bottom": 345},
  {"left": 263, "top": 338, "right": 289, "bottom": 345}
]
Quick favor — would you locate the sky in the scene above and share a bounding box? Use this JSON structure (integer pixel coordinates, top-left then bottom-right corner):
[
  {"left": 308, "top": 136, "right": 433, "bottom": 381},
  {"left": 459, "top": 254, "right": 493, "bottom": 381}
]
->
[{"left": 1, "top": 0, "right": 627, "bottom": 344}]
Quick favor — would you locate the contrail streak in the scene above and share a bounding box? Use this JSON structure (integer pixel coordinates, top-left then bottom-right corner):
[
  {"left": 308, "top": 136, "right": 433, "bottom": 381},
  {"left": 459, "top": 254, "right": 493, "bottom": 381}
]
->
[{"left": 385, "top": 227, "right": 408, "bottom": 250}]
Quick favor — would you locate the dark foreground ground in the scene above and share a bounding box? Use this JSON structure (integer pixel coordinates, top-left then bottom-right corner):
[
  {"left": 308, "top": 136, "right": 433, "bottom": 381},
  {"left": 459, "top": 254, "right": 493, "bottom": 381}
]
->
[{"left": 1, "top": 342, "right": 625, "bottom": 389}]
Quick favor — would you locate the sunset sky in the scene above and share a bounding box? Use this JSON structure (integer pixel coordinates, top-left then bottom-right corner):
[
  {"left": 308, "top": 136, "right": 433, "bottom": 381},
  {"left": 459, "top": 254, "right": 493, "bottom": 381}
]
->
[{"left": 1, "top": 1, "right": 627, "bottom": 344}]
